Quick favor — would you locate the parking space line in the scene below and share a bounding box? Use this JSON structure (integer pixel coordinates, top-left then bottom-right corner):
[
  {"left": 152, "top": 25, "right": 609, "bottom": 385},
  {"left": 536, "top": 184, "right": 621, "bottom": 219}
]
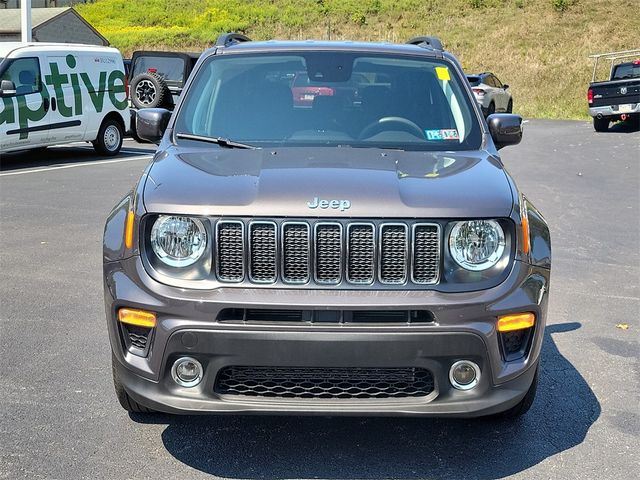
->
[
  {"left": 50, "top": 145, "right": 153, "bottom": 156},
  {"left": 0, "top": 155, "right": 154, "bottom": 177}
]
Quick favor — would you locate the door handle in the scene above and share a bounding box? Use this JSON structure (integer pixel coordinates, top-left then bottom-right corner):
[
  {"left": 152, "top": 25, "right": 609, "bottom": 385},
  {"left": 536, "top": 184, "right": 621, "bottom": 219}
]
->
[
  {"left": 51, "top": 97, "right": 57, "bottom": 111},
  {"left": 43, "top": 97, "right": 49, "bottom": 112}
]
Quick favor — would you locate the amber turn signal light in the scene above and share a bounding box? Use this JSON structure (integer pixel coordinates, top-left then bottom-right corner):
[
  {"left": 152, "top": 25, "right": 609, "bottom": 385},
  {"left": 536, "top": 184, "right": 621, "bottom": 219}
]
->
[
  {"left": 497, "top": 312, "right": 535, "bottom": 332},
  {"left": 118, "top": 308, "right": 157, "bottom": 328},
  {"left": 124, "top": 210, "right": 135, "bottom": 249},
  {"left": 521, "top": 214, "right": 530, "bottom": 255}
]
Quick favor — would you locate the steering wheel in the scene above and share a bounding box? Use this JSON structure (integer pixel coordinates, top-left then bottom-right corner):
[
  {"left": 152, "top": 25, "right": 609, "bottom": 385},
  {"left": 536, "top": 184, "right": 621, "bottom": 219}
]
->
[{"left": 359, "top": 116, "right": 424, "bottom": 140}]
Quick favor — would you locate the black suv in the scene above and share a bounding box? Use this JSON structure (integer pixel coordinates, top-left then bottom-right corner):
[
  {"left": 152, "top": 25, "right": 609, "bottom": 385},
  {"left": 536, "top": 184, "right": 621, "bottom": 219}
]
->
[
  {"left": 128, "top": 51, "right": 199, "bottom": 140},
  {"left": 105, "top": 34, "right": 550, "bottom": 418},
  {"left": 129, "top": 51, "right": 199, "bottom": 109}
]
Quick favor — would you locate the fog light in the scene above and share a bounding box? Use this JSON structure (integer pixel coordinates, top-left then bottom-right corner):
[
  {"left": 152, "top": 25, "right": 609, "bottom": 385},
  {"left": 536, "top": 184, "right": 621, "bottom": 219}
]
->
[
  {"left": 449, "top": 360, "right": 481, "bottom": 390},
  {"left": 171, "top": 357, "right": 203, "bottom": 387}
]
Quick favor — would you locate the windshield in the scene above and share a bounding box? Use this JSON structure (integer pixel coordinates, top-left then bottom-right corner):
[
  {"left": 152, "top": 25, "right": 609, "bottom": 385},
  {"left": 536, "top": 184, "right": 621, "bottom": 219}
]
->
[
  {"left": 466, "top": 75, "right": 481, "bottom": 86},
  {"left": 611, "top": 62, "right": 640, "bottom": 80},
  {"left": 175, "top": 52, "right": 482, "bottom": 151}
]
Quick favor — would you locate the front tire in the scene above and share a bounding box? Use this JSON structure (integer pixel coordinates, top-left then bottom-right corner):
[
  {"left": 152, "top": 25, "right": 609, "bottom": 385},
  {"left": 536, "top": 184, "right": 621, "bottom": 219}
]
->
[
  {"left": 593, "top": 116, "right": 609, "bottom": 132},
  {"left": 112, "top": 354, "right": 154, "bottom": 413},
  {"left": 506, "top": 98, "right": 513, "bottom": 113},
  {"left": 93, "top": 118, "right": 124, "bottom": 156}
]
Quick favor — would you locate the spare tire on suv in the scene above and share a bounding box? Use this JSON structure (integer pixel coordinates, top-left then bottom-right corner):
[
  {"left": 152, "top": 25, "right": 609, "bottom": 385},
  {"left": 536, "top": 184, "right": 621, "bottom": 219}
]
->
[{"left": 130, "top": 71, "right": 170, "bottom": 109}]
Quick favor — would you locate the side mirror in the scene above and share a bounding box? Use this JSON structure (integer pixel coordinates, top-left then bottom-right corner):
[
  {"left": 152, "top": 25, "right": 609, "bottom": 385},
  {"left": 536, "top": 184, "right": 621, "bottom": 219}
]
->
[
  {"left": 0, "top": 79, "right": 16, "bottom": 96},
  {"left": 487, "top": 113, "right": 522, "bottom": 150},
  {"left": 502, "top": 84, "right": 509, "bottom": 89},
  {"left": 136, "top": 108, "right": 171, "bottom": 144}
]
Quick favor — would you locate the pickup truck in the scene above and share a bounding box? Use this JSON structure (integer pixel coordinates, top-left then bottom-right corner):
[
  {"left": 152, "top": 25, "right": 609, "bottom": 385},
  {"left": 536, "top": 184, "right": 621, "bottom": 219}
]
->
[{"left": 588, "top": 50, "right": 640, "bottom": 131}]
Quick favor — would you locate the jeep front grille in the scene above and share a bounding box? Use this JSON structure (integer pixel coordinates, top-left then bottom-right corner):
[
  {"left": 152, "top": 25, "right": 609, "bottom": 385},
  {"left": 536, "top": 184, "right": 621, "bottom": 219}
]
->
[
  {"left": 411, "top": 224, "right": 440, "bottom": 284},
  {"left": 379, "top": 224, "right": 408, "bottom": 284},
  {"left": 216, "top": 221, "right": 244, "bottom": 281},
  {"left": 248, "top": 222, "right": 277, "bottom": 283},
  {"left": 215, "top": 219, "right": 440, "bottom": 287},
  {"left": 215, "top": 366, "right": 435, "bottom": 399},
  {"left": 314, "top": 223, "right": 342, "bottom": 284},
  {"left": 347, "top": 224, "right": 376, "bottom": 284},
  {"left": 282, "top": 223, "right": 310, "bottom": 283}
]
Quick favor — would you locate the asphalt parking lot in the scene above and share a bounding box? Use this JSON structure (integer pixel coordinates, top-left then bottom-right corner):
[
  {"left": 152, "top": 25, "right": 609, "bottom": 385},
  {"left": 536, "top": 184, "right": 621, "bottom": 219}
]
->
[{"left": 0, "top": 120, "right": 638, "bottom": 480}]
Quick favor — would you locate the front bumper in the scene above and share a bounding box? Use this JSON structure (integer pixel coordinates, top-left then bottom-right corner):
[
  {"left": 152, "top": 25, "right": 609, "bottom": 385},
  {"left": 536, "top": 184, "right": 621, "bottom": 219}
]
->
[{"left": 105, "top": 257, "right": 549, "bottom": 416}]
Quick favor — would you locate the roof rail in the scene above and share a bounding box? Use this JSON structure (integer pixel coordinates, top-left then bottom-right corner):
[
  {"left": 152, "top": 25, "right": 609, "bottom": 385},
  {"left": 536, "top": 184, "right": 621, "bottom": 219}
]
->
[
  {"left": 215, "top": 33, "right": 252, "bottom": 48},
  {"left": 406, "top": 36, "right": 444, "bottom": 51}
]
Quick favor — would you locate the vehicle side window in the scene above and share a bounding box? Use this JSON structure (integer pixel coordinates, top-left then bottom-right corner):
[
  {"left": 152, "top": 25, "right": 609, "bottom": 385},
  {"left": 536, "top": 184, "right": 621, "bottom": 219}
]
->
[
  {"left": 0, "top": 57, "right": 41, "bottom": 96},
  {"left": 481, "top": 75, "right": 492, "bottom": 87},
  {"left": 492, "top": 75, "right": 503, "bottom": 88},
  {"left": 131, "top": 56, "right": 185, "bottom": 83},
  {"left": 466, "top": 76, "right": 481, "bottom": 86}
]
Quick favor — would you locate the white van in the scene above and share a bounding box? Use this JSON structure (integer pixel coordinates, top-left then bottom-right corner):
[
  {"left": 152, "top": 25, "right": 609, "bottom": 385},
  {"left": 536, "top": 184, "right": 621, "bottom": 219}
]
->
[{"left": 0, "top": 43, "right": 130, "bottom": 155}]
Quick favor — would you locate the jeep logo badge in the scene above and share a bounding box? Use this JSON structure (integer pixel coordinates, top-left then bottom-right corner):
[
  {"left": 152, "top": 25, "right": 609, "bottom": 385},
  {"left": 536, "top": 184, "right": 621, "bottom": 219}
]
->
[{"left": 307, "top": 197, "right": 351, "bottom": 211}]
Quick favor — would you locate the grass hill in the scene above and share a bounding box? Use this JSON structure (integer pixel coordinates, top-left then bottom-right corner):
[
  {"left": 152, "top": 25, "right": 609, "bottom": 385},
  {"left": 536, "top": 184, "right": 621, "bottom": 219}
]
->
[{"left": 76, "top": 0, "right": 639, "bottom": 119}]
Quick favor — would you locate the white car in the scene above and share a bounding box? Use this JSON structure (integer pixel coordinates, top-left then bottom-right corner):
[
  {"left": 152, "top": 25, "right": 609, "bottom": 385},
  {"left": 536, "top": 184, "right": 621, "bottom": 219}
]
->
[
  {"left": 466, "top": 72, "right": 513, "bottom": 116},
  {"left": 0, "top": 43, "right": 130, "bottom": 155}
]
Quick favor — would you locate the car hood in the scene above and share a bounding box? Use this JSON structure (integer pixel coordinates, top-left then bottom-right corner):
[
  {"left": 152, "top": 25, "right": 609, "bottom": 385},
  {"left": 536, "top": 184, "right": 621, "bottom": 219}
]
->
[{"left": 143, "top": 146, "right": 514, "bottom": 218}]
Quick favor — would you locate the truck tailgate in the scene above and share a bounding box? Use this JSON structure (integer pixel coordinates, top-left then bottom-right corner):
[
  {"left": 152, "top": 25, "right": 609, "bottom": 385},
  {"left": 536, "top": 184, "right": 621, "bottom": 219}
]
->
[{"left": 590, "top": 79, "right": 640, "bottom": 107}]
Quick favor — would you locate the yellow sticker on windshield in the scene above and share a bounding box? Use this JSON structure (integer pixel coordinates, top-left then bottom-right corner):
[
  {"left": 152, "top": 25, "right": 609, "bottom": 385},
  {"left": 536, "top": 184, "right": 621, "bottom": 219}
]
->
[{"left": 435, "top": 66, "right": 450, "bottom": 81}]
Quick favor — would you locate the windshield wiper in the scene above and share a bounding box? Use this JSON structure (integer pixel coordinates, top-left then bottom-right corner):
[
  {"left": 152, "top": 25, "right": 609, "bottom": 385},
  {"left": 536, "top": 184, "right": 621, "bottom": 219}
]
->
[{"left": 175, "top": 132, "right": 258, "bottom": 149}]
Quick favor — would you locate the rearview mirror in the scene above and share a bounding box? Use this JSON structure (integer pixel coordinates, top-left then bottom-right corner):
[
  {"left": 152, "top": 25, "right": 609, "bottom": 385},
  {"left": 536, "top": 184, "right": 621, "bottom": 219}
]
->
[
  {"left": 487, "top": 114, "right": 522, "bottom": 150},
  {"left": 502, "top": 84, "right": 509, "bottom": 89},
  {"left": 136, "top": 108, "right": 171, "bottom": 144},
  {"left": 0, "top": 79, "right": 16, "bottom": 96}
]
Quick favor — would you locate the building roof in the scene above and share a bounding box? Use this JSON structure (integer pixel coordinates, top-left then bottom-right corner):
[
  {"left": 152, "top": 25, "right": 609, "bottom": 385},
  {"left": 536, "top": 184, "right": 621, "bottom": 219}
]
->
[
  {"left": 0, "top": 7, "right": 68, "bottom": 34},
  {"left": 0, "top": 7, "right": 107, "bottom": 45}
]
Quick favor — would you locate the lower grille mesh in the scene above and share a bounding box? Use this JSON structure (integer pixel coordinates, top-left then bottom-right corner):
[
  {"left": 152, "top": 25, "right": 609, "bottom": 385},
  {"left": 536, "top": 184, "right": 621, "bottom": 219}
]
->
[{"left": 215, "top": 366, "right": 434, "bottom": 399}]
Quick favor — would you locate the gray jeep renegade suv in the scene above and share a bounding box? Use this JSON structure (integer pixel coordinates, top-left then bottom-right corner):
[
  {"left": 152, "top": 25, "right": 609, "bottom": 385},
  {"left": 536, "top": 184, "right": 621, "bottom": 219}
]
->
[{"left": 103, "top": 34, "right": 551, "bottom": 418}]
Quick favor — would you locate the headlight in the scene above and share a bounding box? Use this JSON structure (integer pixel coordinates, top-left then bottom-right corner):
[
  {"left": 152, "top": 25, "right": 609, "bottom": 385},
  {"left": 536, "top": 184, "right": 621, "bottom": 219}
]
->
[
  {"left": 449, "top": 220, "right": 505, "bottom": 271},
  {"left": 150, "top": 216, "right": 207, "bottom": 267}
]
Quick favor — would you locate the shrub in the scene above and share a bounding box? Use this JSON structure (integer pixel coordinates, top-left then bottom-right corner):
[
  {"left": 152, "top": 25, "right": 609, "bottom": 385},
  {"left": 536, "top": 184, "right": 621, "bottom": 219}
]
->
[{"left": 551, "top": 0, "right": 577, "bottom": 12}]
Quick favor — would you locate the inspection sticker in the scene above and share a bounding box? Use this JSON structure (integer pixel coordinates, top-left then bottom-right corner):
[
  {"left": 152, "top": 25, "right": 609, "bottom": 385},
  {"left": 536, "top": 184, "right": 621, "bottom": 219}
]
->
[
  {"left": 435, "top": 66, "right": 451, "bottom": 81},
  {"left": 425, "top": 129, "right": 460, "bottom": 141}
]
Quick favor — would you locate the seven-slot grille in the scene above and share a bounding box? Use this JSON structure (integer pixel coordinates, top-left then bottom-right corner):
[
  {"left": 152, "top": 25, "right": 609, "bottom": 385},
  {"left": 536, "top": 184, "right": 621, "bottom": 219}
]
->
[{"left": 215, "top": 220, "right": 440, "bottom": 286}]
